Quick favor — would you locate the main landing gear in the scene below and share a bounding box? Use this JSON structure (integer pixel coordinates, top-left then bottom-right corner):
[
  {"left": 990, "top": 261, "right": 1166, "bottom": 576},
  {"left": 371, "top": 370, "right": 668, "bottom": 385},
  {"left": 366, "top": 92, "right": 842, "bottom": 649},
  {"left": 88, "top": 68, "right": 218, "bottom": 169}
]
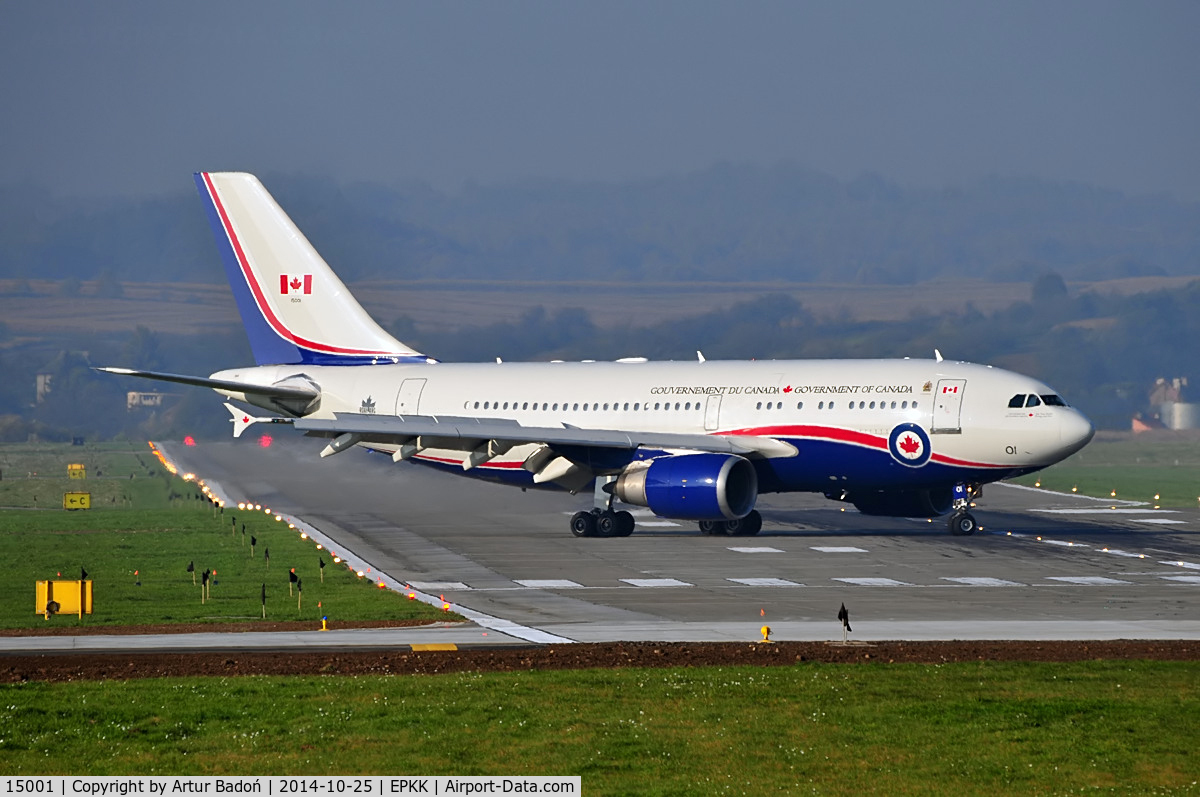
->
[
  {"left": 698, "top": 510, "right": 763, "bottom": 536},
  {"left": 947, "top": 482, "right": 981, "bottom": 536},
  {"left": 570, "top": 509, "right": 635, "bottom": 538}
]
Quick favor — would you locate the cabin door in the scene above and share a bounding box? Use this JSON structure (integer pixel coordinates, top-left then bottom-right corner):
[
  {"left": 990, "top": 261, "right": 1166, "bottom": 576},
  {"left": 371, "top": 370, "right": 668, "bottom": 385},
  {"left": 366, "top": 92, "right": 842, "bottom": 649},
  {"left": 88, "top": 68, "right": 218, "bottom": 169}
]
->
[
  {"left": 931, "top": 379, "right": 966, "bottom": 433},
  {"left": 395, "top": 378, "right": 427, "bottom": 416}
]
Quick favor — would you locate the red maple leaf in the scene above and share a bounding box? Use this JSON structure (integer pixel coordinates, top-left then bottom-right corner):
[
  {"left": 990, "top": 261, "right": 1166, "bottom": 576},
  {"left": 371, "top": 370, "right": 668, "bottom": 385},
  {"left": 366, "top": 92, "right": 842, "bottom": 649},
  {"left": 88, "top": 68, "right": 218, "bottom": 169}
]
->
[
  {"left": 242, "top": 416, "right": 250, "bottom": 423},
  {"left": 290, "top": 277, "right": 302, "bottom": 291},
  {"left": 899, "top": 435, "right": 921, "bottom": 455},
  {"left": 783, "top": 385, "right": 793, "bottom": 393}
]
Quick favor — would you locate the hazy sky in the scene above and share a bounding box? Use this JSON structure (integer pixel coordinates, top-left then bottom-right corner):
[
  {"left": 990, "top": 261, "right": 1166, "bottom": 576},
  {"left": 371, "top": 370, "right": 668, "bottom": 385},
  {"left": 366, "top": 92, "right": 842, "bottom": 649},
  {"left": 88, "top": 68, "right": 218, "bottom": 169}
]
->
[{"left": 2, "top": 1, "right": 1197, "bottom": 199}]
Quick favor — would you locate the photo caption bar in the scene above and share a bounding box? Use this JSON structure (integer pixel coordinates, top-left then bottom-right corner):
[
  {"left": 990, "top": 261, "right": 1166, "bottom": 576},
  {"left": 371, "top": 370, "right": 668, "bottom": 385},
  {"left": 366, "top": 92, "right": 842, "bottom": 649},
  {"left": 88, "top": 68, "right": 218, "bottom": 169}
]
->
[{"left": 3, "top": 779, "right": 580, "bottom": 797}]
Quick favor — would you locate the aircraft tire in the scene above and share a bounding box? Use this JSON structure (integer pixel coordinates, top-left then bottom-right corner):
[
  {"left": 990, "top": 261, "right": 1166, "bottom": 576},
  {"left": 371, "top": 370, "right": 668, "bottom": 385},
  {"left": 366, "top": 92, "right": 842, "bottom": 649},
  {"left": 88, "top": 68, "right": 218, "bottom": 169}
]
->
[
  {"left": 615, "top": 510, "right": 635, "bottom": 537},
  {"left": 734, "top": 511, "right": 763, "bottom": 535},
  {"left": 570, "top": 511, "right": 597, "bottom": 537},
  {"left": 948, "top": 511, "right": 978, "bottom": 536},
  {"left": 698, "top": 520, "right": 722, "bottom": 535},
  {"left": 596, "top": 511, "right": 619, "bottom": 537}
]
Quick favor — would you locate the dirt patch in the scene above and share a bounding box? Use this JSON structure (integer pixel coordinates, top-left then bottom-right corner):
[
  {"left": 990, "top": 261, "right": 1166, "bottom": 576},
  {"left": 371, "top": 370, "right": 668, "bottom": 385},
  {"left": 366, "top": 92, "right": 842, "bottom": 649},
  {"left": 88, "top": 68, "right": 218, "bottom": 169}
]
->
[{"left": 1, "top": 640, "right": 1195, "bottom": 683}]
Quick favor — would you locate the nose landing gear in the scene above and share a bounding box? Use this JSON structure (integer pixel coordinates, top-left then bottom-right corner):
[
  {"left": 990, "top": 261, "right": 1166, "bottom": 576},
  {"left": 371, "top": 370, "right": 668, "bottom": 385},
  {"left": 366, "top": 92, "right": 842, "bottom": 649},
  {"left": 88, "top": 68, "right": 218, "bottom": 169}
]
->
[{"left": 947, "top": 482, "right": 981, "bottom": 536}]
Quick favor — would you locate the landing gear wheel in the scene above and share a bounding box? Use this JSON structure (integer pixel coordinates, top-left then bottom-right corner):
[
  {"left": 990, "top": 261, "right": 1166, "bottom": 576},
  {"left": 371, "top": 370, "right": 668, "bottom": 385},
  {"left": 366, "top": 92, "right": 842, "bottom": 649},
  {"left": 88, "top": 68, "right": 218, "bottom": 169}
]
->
[
  {"left": 949, "top": 511, "right": 978, "bottom": 536},
  {"left": 570, "top": 511, "right": 597, "bottom": 537},
  {"left": 698, "top": 520, "right": 722, "bottom": 535},
  {"left": 725, "top": 510, "right": 763, "bottom": 536},
  {"left": 596, "top": 511, "right": 619, "bottom": 537},
  {"left": 614, "top": 510, "right": 635, "bottom": 537}
]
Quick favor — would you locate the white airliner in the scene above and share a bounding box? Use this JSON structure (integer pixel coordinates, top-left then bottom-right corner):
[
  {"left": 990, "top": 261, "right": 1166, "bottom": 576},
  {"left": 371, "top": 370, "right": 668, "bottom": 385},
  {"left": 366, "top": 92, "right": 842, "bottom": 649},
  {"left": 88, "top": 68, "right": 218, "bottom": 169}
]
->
[{"left": 101, "top": 172, "right": 1095, "bottom": 538}]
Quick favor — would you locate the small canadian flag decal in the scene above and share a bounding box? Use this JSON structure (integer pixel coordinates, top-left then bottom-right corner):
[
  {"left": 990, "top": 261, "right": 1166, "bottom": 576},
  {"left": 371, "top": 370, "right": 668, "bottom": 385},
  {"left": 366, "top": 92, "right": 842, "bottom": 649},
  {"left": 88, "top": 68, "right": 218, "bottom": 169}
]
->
[
  {"left": 280, "top": 274, "right": 312, "bottom": 295},
  {"left": 942, "top": 385, "right": 959, "bottom": 393}
]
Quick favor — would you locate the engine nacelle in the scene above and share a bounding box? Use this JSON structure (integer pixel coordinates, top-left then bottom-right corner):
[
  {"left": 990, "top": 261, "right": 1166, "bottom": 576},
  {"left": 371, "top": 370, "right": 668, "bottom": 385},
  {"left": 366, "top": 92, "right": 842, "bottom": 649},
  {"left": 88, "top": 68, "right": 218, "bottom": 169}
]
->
[
  {"left": 849, "top": 487, "right": 954, "bottom": 518},
  {"left": 613, "top": 453, "right": 758, "bottom": 521}
]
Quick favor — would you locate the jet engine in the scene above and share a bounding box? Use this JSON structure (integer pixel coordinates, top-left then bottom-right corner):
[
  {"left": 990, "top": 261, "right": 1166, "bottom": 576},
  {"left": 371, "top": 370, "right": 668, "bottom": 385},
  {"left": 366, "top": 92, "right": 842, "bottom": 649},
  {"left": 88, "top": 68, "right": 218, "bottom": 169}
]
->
[
  {"left": 847, "top": 486, "right": 954, "bottom": 518},
  {"left": 613, "top": 453, "right": 758, "bottom": 521}
]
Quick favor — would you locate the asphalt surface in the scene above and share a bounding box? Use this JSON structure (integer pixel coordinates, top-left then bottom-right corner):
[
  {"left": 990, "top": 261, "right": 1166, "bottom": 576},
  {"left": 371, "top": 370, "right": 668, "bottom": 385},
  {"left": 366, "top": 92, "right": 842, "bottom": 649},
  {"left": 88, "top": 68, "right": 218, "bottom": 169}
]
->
[{"left": 5, "top": 432, "right": 1197, "bottom": 653}]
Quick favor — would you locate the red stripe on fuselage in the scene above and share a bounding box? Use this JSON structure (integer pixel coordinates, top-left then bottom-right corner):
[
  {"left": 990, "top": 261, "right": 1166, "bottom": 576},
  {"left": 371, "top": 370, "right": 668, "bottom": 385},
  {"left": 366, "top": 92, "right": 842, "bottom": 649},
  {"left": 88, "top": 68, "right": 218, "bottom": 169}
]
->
[
  {"left": 201, "top": 172, "right": 400, "bottom": 358},
  {"left": 723, "top": 424, "right": 1008, "bottom": 469}
]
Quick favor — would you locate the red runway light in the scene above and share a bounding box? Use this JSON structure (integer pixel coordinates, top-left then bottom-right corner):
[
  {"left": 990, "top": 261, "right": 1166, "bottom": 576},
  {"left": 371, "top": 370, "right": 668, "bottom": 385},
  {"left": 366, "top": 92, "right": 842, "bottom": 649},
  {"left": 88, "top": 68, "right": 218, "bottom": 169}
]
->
[{"left": 183, "top": 436, "right": 196, "bottom": 446}]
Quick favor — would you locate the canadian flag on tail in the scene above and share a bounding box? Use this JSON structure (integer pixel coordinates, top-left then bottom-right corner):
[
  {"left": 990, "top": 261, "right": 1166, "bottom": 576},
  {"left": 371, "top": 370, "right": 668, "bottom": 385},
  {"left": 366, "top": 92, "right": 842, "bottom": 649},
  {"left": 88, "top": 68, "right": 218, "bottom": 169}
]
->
[{"left": 280, "top": 274, "right": 312, "bottom": 295}]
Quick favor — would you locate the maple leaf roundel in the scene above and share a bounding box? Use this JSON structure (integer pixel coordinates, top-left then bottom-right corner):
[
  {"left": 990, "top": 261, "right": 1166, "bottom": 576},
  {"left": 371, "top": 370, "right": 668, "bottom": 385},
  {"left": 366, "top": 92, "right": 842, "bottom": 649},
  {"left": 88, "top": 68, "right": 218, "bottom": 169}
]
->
[{"left": 888, "top": 423, "right": 932, "bottom": 468}]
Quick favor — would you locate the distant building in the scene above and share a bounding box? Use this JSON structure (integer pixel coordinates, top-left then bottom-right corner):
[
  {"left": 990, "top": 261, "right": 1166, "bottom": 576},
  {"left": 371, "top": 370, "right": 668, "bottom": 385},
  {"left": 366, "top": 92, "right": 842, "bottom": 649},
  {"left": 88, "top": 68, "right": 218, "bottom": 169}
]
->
[
  {"left": 126, "top": 391, "right": 168, "bottom": 411},
  {"left": 1142, "top": 377, "right": 1198, "bottom": 431}
]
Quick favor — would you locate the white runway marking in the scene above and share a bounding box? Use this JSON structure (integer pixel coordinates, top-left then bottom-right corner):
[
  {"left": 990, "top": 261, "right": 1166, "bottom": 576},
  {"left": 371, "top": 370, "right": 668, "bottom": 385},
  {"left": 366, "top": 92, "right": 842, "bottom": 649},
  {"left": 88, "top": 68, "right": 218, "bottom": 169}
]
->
[
  {"left": 406, "top": 581, "right": 472, "bottom": 591},
  {"left": 637, "top": 521, "right": 682, "bottom": 527},
  {"left": 812, "top": 546, "right": 868, "bottom": 553},
  {"left": 1041, "top": 539, "right": 1089, "bottom": 548},
  {"left": 1162, "top": 560, "right": 1200, "bottom": 570},
  {"left": 1046, "top": 576, "right": 1132, "bottom": 585},
  {"left": 515, "top": 579, "right": 584, "bottom": 589},
  {"left": 833, "top": 577, "right": 912, "bottom": 586},
  {"left": 727, "top": 577, "right": 803, "bottom": 587},
  {"left": 1136, "top": 519, "right": 1188, "bottom": 525},
  {"left": 620, "top": 578, "right": 693, "bottom": 588},
  {"left": 1162, "top": 576, "right": 1200, "bottom": 584},
  {"left": 1100, "top": 549, "right": 1149, "bottom": 558},
  {"left": 941, "top": 577, "right": 1024, "bottom": 587},
  {"left": 727, "top": 546, "right": 784, "bottom": 553}
]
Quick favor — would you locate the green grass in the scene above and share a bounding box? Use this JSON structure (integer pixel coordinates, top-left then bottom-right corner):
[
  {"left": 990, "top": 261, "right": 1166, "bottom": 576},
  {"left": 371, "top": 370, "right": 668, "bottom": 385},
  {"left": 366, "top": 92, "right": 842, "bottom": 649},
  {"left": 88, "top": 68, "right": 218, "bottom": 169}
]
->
[
  {"left": 1009, "top": 434, "right": 1200, "bottom": 508},
  {"left": 0, "top": 442, "right": 177, "bottom": 509},
  {"left": 0, "top": 443, "right": 451, "bottom": 629},
  {"left": 1, "top": 661, "right": 1197, "bottom": 792}
]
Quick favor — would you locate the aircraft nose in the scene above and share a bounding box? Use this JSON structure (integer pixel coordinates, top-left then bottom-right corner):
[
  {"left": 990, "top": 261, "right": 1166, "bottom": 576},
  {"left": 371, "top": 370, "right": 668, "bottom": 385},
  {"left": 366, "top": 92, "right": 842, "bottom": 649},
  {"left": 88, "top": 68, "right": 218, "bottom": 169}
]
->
[{"left": 1059, "top": 410, "right": 1095, "bottom": 455}]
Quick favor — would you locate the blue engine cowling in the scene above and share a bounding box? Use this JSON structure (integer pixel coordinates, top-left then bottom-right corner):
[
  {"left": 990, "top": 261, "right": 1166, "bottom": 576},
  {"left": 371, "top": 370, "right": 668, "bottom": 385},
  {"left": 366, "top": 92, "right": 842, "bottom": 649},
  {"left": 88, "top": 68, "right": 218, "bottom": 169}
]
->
[{"left": 613, "top": 453, "right": 758, "bottom": 521}]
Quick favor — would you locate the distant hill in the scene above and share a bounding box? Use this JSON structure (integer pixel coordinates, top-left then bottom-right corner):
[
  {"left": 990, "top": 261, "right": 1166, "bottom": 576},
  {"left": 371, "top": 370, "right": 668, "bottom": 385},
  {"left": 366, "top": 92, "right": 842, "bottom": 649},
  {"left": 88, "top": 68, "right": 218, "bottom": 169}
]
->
[{"left": 1, "top": 164, "right": 1197, "bottom": 285}]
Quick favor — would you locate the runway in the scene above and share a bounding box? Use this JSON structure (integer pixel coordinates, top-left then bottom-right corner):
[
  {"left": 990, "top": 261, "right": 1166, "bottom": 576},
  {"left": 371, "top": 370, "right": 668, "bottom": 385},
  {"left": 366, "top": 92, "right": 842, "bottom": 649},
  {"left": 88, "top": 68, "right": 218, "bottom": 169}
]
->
[
  {"left": 6, "top": 433, "right": 1196, "bottom": 654},
  {"left": 154, "top": 433, "right": 1200, "bottom": 643}
]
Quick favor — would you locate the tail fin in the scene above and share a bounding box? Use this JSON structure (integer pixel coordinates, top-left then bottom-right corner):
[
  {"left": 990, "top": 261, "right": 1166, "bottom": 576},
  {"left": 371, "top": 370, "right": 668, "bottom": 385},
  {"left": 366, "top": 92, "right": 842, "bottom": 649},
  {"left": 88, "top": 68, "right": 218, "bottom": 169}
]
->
[{"left": 194, "top": 172, "right": 431, "bottom": 366}]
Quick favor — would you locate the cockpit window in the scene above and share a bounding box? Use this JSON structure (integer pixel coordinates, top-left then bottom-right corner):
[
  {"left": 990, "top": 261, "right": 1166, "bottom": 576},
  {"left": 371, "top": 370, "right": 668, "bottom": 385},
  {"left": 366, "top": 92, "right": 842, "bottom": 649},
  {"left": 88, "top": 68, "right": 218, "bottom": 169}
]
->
[
  {"left": 1040, "top": 394, "right": 1067, "bottom": 407},
  {"left": 1008, "top": 394, "right": 1025, "bottom": 408},
  {"left": 1024, "top": 395, "right": 1042, "bottom": 408}
]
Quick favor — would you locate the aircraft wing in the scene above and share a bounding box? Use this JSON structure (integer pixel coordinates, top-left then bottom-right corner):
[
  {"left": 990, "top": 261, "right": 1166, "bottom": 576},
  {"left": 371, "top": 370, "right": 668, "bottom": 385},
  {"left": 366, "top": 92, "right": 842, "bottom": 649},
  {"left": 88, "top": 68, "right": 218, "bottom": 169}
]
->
[{"left": 293, "top": 412, "right": 796, "bottom": 458}]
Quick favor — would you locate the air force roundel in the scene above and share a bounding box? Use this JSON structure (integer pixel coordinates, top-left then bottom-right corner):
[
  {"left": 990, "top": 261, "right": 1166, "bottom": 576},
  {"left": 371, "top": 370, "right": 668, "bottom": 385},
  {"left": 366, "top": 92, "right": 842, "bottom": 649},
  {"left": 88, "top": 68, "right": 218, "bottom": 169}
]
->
[{"left": 888, "top": 423, "right": 932, "bottom": 467}]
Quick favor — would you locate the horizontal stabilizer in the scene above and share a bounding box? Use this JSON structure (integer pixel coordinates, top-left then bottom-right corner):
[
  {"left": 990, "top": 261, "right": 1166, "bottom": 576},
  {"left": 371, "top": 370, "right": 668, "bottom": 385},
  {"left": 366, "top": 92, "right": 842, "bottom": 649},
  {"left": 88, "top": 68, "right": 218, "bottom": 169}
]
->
[{"left": 96, "top": 367, "right": 319, "bottom": 402}]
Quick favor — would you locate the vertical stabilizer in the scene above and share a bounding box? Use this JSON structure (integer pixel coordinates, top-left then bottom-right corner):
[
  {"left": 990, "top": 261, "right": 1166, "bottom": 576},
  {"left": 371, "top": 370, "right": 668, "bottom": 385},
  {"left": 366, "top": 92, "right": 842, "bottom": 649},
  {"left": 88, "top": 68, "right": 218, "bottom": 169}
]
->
[{"left": 194, "top": 172, "right": 429, "bottom": 366}]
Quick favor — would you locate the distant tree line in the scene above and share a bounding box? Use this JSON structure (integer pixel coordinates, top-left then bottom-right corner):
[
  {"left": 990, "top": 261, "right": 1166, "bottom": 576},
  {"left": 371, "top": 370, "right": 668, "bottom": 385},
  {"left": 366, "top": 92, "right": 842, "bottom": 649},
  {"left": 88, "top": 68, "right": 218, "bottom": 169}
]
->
[{"left": 1, "top": 164, "right": 1197, "bottom": 286}]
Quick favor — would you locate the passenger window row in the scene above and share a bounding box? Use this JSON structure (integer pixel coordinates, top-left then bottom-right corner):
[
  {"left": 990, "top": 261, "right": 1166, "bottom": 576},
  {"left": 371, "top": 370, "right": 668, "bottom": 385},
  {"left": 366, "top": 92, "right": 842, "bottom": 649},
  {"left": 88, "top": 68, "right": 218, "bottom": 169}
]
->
[{"left": 463, "top": 399, "right": 921, "bottom": 413}]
